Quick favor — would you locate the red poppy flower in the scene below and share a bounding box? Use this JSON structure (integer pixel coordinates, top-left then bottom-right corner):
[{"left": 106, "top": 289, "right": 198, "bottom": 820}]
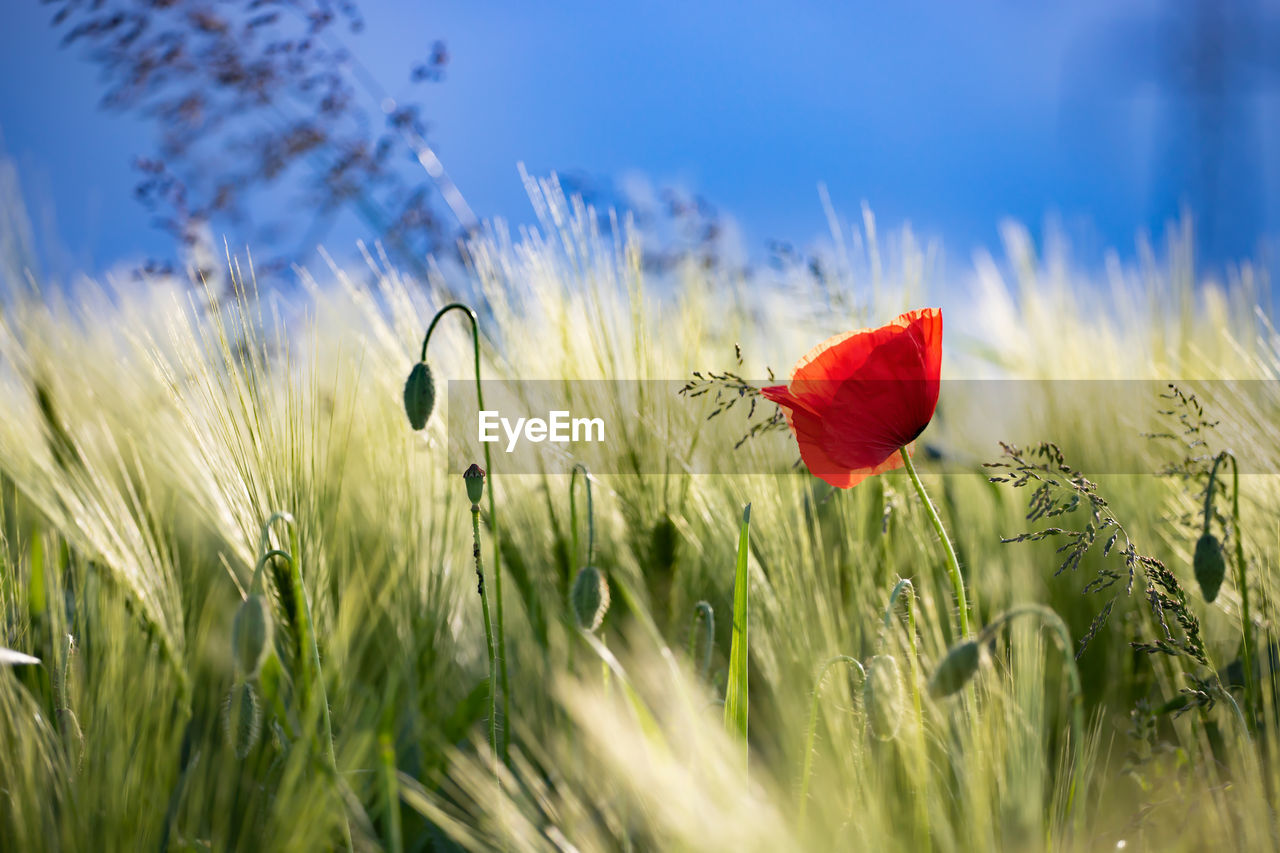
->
[{"left": 761, "top": 308, "right": 942, "bottom": 488}]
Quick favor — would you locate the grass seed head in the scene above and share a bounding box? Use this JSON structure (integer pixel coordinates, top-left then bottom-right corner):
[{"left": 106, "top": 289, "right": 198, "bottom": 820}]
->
[
  {"left": 232, "top": 594, "right": 273, "bottom": 679},
  {"left": 864, "top": 654, "right": 905, "bottom": 740},
  {"left": 929, "top": 640, "right": 981, "bottom": 698},
  {"left": 571, "top": 565, "right": 610, "bottom": 632},
  {"left": 1193, "top": 533, "right": 1226, "bottom": 603},
  {"left": 403, "top": 361, "right": 436, "bottom": 430},
  {"left": 222, "top": 681, "right": 263, "bottom": 760}
]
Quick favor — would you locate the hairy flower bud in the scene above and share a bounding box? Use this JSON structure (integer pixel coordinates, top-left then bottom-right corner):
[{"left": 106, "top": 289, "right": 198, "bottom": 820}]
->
[
  {"left": 222, "top": 681, "right": 263, "bottom": 760},
  {"left": 403, "top": 361, "right": 436, "bottom": 430},
  {"left": 1194, "top": 532, "right": 1226, "bottom": 603},
  {"left": 463, "top": 463, "right": 486, "bottom": 506},
  {"left": 232, "top": 594, "right": 273, "bottom": 679},
  {"left": 928, "top": 640, "right": 980, "bottom": 698},
  {"left": 863, "top": 654, "right": 905, "bottom": 740},
  {"left": 571, "top": 565, "right": 610, "bottom": 632}
]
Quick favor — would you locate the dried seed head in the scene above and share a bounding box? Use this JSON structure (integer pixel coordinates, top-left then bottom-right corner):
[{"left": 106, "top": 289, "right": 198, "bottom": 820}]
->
[
  {"left": 232, "top": 594, "right": 273, "bottom": 679},
  {"left": 928, "top": 640, "right": 981, "bottom": 698},
  {"left": 403, "top": 361, "right": 436, "bottom": 430},
  {"left": 1194, "top": 533, "right": 1226, "bottom": 603},
  {"left": 863, "top": 654, "right": 905, "bottom": 740},
  {"left": 571, "top": 565, "right": 610, "bottom": 632},
  {"left": 222, "top": 681, "right": 263, "bottom": 759},
  {"left": 463, "top": 463, "right": 486, "bottom": 506}
]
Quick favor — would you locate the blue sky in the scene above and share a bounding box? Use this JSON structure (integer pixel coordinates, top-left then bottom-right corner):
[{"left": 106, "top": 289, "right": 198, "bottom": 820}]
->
[{"left": 2, "top": 0, "right": 1278, "bottom": 280}]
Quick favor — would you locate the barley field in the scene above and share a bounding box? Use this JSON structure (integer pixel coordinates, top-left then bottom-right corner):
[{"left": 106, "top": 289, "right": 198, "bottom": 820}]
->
[{"left": 1, "top": 176, "right": 1278, "bottom": 852}]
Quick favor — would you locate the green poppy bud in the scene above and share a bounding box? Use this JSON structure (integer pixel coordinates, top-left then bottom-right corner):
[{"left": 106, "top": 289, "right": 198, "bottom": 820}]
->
[
  {"left": 1194, "top": 532, "right": 1226, "bottom": 603},
  {"left": 571, "top": 565, "right": 610, "bottom": 632},
  {"left": 928, "top": 640, "right": 981, "bottom": 698},
  {"left": 222, "top": 681, "right": 263, "bottom": 760},
  {"left": 863, "top": 654, "right": 905, "bottom": 740},
  {"left": 403, "top": 361, "right": 436, "bottom": 430},
  {"left": 649, "top": 516, "right": 679, "bottom": 571},
  {"left": 463, "top": 463, "right": 486, "bottom": 506},
  {"left": 232, "top": 594, "right": 273, "bottom": 679}
]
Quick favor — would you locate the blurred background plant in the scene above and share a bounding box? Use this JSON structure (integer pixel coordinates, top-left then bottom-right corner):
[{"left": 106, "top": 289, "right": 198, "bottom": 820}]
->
[{"left": 43, "top": 0, "right": 459, "bottom": 280}]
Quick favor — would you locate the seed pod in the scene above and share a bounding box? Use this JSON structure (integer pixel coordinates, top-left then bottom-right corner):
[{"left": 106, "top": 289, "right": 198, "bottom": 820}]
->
[
  {"left": 463, "top": 463, "right": 486, "bottom": 506},
  {"left": 571, "top": 565, "right": 610, "bottom": 632},
  {"left": 863, "top": 654, "right": 905, "bottom": 740},
  {"left": 1194, "top": 532, "right": 1226, "bottom": 603},
  {"left": 223, "top": 681, "right": 263, "bottom": 759},
  {"left": 403, "top": 361, "right": 436, "bottom": 430},
  {"left": 58, "top": 708, "right": 85, "bottom": 774},
  {"left": 928, "top": 640, "right": 981, "bottom": 698},
  {"left": 232, "top": 594, "right": 273, "bottom": 679}
]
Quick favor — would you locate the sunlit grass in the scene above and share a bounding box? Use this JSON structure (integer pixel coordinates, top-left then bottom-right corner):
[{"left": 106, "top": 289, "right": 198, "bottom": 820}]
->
[{"left": 0, "top": 176, "right": 1278, "bottom": 851}]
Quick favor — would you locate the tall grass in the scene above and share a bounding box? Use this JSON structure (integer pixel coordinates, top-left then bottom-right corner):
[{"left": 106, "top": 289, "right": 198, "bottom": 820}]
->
[{"left": 0, "top": 174, "right": 1278, "bottom": 851}]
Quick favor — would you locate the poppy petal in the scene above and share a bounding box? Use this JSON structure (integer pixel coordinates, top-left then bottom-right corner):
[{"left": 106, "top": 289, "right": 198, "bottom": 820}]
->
[
  {"left": 821, "top": 312, "right": 942, "bottom": 468},
  {"left": 787, "top": 308, "right": 940, "bottom": 409},
  {"left": 786, "top": 401, "right": 915, "bottom": 488},
  {"left": 766, "top": 308, "right": 942, "bottom": 488}
]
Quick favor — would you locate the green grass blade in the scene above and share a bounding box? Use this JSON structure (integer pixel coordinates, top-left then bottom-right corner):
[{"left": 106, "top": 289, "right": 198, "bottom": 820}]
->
[
  {"left": 723, "top": 502, "right": 751, "bottom": 770},
  {"left": 379, "top": 730, "right": 404, "bottom": 853}
]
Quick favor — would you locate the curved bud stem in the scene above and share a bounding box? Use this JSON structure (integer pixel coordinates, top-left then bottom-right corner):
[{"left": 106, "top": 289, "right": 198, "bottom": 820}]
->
[
  {"left": 257, "top": 514, "right": 352, "bottom": 851},
  {"left": 1215, "top": 451, "right": 1256, "bottom": 730},
  {"left": 881, "top": 578, "right": 929, "bottom": 846},
  {"left": 569, "top": 463, "right": 595, "bottom": 583},
  {"left": 258, "top": 511, "right": 296, "bottom": 559},
  {"left": 977, "top": 604, "right": 1085, "bottom": 839},
  {"left": 420, "top": 302, "right": 509, "bottom": 762},
  {"left": 798, "top": 655, "right": 866, "bottom": 825},
  {"left": 1203, "top": 452, "right": 1226, "bottom": 536},
  {"left": 880, "top": 578, "right": 924, "bottom": 732},
  {"left": 249, "top": 549, "right": 291, "bottom": 596}
]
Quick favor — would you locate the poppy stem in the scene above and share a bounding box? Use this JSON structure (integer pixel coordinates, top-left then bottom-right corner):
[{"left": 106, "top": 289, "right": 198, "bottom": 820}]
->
[
  {"left": 977, "top": 605, "right": 1085, "bottom": 840},
  {"left": 1216, "top": 451, "right": 1257, "bottom": 730},
  {"left": 471, "top": 500, "right": 499, "bottom": 759},
  {"left": 899, "top": 447, "right": 970, "bottom": 639},
  {"left": 798, "top": 654, "right": 866, "bottom": 826},
  {"left": 420, "top": 303, "right": 509, "bottom": 763}
]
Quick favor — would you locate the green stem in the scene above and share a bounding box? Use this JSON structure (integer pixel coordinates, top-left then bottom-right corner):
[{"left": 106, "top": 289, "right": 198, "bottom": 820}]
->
[
  {"left": 471, "top": 503, "right": 499, "bottom": 758},
  {"left": 1214, "top": 452, "right": 1257, "bottom": 729},
  {"left": 249, "top": 549, "right": 290, "bottom": 596},
  {"left": 881, "top": 578, "right": 930, "bottom": 849},
  {"left": 899, "top": 448, "right": 970, "bottom": 639},
  {"left": 569, "top": 464, "right": 595, "bottom": 576},
  {"left": 798, "top": 655, "right": 866, "bottom": 825},
  {"left": 262, "top": 515, "right": 353, "bottom": 852},
  {"left": 881, "top": 578, "right": 925, "bottom": 731},
  {"left": 567, "top": 464, "right": 595, "bottom": 678},
  {"left": 978, "top": 604, "right": 1085, "bottom": 840},
  {"left": 379, "top": 730, "right": 404, "bottom": 853},
  {"left": 421, "top": 303, "right": 509, "bottom": 761}
]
